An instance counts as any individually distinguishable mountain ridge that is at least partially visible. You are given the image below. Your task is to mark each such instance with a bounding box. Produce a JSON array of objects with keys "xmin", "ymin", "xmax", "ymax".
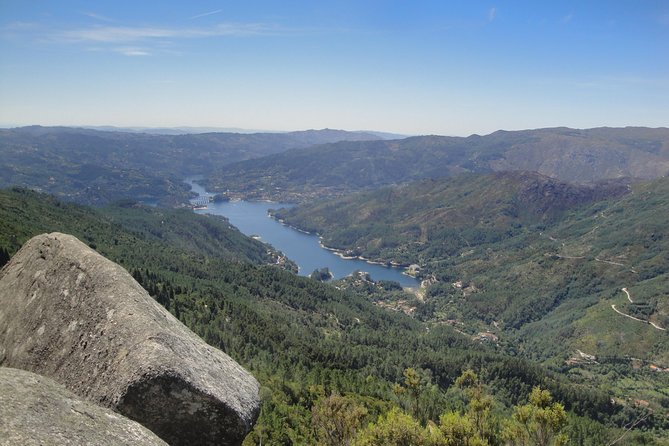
[
  {"xmin": 272, "ymin": 171, "xmax": 633, "ymax": 265},
  {"xmin": 204, "ymin": 126, "xmax": 669, "ymax": 201},
  {"xmin": 0, "ymin": 126, "xmax": 385, "ymax": 205}
]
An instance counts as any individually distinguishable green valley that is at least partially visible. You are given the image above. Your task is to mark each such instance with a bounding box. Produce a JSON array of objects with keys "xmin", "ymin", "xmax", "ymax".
[
  {"xmin": 2, "ymin": 126, "xmax": 669, "ymax": 444},
  {"xmin": 1, "ymin": 187, "xmax": 663, "ymax": 444},
  {"xmin": 273, "ymin": 171, "xmax": 669, "ymax": 425}
]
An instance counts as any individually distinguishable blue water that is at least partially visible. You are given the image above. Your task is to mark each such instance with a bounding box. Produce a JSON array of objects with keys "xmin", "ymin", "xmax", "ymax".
[{"xmin": 188, "ymin": 180, "xmax": 418, "ymax": 287}]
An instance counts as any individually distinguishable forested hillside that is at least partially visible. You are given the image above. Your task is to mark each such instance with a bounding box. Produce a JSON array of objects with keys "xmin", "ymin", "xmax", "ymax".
[
  {"xmin": 273, "ymin": 172, "xmax": 669, "ymax": 421},
  {"xmin": 273, "ymin": 171, "xmax": 630, "ymax": 264},
  {"xmin": 0, "ymin": 126, "xmax": 380, "ymax": 205},
  {"xmin": 1, "ymin": 188, "xmax": 663, "ymax": 444},
  {"xmin": 205, "ymin": 127, "xmax": 669, "ymax": 202},
  {"xmin": 2, "ymin": 126, "xmax": 666, "ymax": 206}
]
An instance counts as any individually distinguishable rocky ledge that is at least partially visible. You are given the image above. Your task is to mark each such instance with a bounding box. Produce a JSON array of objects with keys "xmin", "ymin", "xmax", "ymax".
[
  {"xmin": 0, "ymin": 367, "xmax": 168, "ymax": 446},
  {"xmin": 0, "ymin": 232, "xmax": 260, "ymax": 446}
]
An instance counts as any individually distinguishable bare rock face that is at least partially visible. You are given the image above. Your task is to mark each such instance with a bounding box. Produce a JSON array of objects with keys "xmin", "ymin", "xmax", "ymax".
[
  {"xmin": 0, "ymin": 367, "xmax": 168, "ymax": 446},
  {"xmin": 0, "ymin": 233, "xmax": 260, "ymax": 446}
]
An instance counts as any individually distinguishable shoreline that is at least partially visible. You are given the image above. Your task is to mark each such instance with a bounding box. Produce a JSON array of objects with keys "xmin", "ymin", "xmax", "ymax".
[
  {"xmin": 270, "ymin": 214, "xmax": 417, "ymax": 276},
  {"xmin": 187, "ymin": 178, "xmax": 419, "ymax": 287}
]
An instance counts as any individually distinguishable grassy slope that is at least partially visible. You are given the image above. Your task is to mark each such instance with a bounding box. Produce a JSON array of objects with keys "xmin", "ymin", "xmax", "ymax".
[{"xmin": 515, "ymin": 179, "xmax": 669, "ymax": 409}]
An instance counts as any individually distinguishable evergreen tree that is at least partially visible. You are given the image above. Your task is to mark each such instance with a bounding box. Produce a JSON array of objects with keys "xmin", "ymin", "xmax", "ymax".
[
  {"xmin": 312, "ymin": 393, "xmax": 367, "ymax": 446},
  {"xmin": 0, "ymin": 246, "xmax": 9, "ymax": 268},
  {"xmin": 353, "ymin": 408, "xmax": 432, "ymax": 446},
  {"xmin": 502, "ymin": 387, "xmax": 567, "ymax": 446}
]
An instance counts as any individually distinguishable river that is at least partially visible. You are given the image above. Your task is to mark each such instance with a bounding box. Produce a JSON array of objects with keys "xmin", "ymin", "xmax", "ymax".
[{"xmin": 187, "ymin": 180, "xmax": 418, "ymax": 288}]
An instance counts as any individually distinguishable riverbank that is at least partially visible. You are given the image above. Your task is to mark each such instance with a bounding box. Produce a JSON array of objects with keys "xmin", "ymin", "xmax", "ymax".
[
  {"xmin": 187, "ymin": 178, "xmax": 419, "ymax": 287},
  {"xmin": 271, "ymin": 214, "xmax": 417, "ymax": 278}
]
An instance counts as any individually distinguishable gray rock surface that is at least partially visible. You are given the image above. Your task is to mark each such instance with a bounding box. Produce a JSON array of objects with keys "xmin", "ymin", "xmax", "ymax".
[
  {"xmin": 0, "ymin": 233, "xmax": 260, "ymax": 446},
  {"xmin": 0, "ymin": 367, "xmax": 168, "ymax": 446}
]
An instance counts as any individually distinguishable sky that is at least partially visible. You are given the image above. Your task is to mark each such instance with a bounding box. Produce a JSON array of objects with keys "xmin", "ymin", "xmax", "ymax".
[{"xmin": 0, "ymin": 0, "xmax": 667, "ymax": 136}]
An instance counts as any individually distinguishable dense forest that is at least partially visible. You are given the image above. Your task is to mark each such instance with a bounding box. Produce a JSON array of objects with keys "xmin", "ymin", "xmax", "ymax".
[
  {"xmin": 273, "ymin": 171, "xmax": 669, "ymax": 423},
  {"xmin": 1, "ymin": 187, "xmax": 666, "ymax": 444}
]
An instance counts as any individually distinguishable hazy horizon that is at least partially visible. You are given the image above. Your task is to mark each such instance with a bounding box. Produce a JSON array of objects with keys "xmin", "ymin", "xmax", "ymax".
[{"xmin": 2, "ymin": 123, "xmax": 669, "ymax": 139}]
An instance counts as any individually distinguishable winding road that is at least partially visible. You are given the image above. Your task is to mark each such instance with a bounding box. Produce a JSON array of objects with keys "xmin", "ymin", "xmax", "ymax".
[
  {"xmin": 612, "ymin": 288, "xmax": 666, "ymax": 331},
  {"xmin": 543, "ymin": 234, "xmax": 662, "ymax": 331},
  {"xmin": 622, "ymin": 287, "xmax": 632, "ymax": 303}
]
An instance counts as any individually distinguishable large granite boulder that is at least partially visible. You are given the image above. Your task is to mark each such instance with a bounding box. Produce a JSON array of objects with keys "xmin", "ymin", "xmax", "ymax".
[
  {"xmin": 0, "ymin": 233, "xmax": 260, "ymax": 446},
  {"xmin": 0, "ymin": 367, "xmax": 168, "ymax": 446}
]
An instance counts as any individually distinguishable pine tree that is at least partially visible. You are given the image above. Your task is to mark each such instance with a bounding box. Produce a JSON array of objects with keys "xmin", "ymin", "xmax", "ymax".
[
  {"xmin": 0, "ymin": 247, "xmax": 9, "ymax": 268},
  {"xmin": 502, "ymin": 386, "xmax": 567, "ymax": 446},
  {"xmin": 353, "ymin": 408, "xmax": 431, "ymax": 446},
  {"xmin": 312, "ymin": 393, "xmax": 367, "ymax": 446}
]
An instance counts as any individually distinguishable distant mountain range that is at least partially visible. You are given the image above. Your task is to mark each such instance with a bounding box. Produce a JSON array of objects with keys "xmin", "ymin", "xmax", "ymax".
[
  {"xmin": 77, "ymin": 125, "xmax": 406, "ymax": 139},
  {"xmin": 204, "ymin": 126, "xmax": 669, "ymax": 201},
  {"xmin": 2, "ymin": 125, "xmax": 668, "ymax": 206},
  {"xmin": 0, "ymin": 126, "xmax": 385, "ymax": 205}
]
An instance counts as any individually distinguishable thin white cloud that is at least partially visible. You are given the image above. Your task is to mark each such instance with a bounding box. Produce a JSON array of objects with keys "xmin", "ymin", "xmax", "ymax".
[
  {"xmin": 488, "ymin": 7, "xmax": 496, "ymax": 22},
  {"xmin": 1, "ymin": 21, "xmax": 41, "ymax": 33},
  {"xmin": 561, "ymin": 13, "xmax": 573, "ymax": 24},
  {"xmin": 81, "ymin": 12, "xmax": 116, "ymax": 23},
  {"xmin": 189, "ymin": 9, "xmax": 223, "ymax": 20},
  {"xmin": 0, "ymin": 21, "xmax": 43, "ymax": 42},
  {"xmin": 1, "ymin": 20, "xmax": 312, "ymax": 56},
  {"xmin": 115, "ymin": 47, "xmax": 150, "ymax": 56},
  {"xmin": 53, "ymin": 23, "xmax": 279, "ymax": 44}
]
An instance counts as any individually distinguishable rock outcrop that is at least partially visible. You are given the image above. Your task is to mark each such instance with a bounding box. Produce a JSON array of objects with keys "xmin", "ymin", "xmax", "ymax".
[
  {"xmin": 0, "ymin": 367, "xmax": 168, "ymax": 446},
  {"xmin": 0, "ymin": 233, "xmax": 260, "ymax": 446}
]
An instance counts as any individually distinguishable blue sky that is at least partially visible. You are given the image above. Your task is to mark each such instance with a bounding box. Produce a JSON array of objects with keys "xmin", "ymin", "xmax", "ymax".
[{"xmin": 0, "ymin": 0, "xmax": 667, "ymax": 135}]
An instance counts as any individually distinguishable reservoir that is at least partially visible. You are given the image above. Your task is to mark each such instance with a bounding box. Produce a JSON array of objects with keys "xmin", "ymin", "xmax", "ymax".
[{"xmin": 188, "ymin": 180, "xmax": 419, "ymax": 288}]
